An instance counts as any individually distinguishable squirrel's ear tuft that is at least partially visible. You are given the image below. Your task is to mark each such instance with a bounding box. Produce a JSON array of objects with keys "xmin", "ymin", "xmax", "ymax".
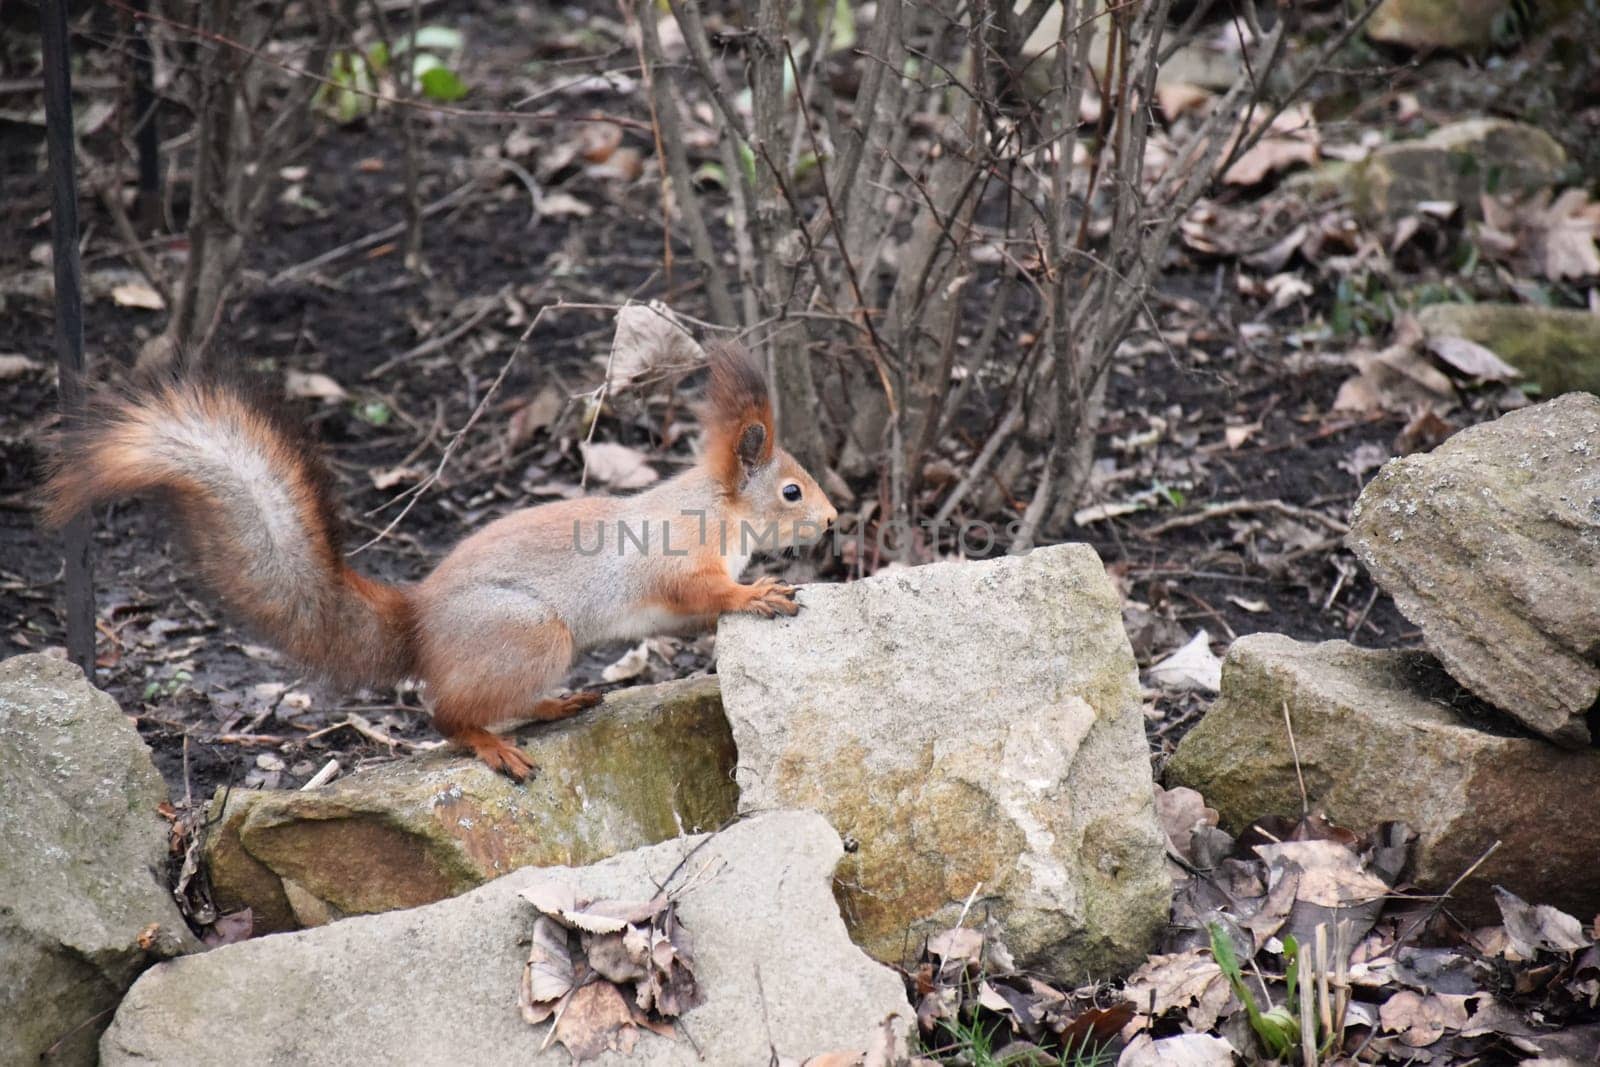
[
  {"xmin": 701, "ymin": 341, "xmax": 774, "ymax": 492},
  {"xmin": 737, "ymin": 422, "xmax": 767, "ymax": 473}
]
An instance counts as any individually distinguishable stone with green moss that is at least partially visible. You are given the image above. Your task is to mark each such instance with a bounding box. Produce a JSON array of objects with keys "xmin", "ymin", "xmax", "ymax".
[
  {"xmin": 1366, "ymin": 0, "xmax": 1508, "ymax": 51},
  {"xmin": 1417, "ymin": 303, "xmax": 1600, "ymax": 396},
  {"xmin": 205, "ymin": 676, "xmax": 736, "ymax": 930},
  {"xmin": 1345, "ymin": 118, "xmax": 1565, "ymax": 221},
  {"xmin": 717, "ymin": 544, "xmax": 1169, "ymax": 980},
  {"xmin": 1166, "ymin": 635, "xmax": 1600, "ymax": 923}
]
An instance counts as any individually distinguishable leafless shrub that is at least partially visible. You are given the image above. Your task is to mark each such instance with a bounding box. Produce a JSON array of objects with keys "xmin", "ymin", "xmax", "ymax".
[
  {"xmin": 134, "ymin": 0, "xmax": 340, "ymax": 374},
  {"xmin": 639, "ymin": 0, "xmax": 1380, "ymax": 553}
]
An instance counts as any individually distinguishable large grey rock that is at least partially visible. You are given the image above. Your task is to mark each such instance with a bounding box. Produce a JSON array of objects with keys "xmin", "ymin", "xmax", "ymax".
[
  {"xmin": 1417, "ymin": 303, "xmax": 1600, "ymax": 397},
  {"xmin": 717, "ymin": 545, "xmax": 1169, "ymax": 979},
  {"xmin": 1347, "ymin": 393, "xmax": 1600, "ymax": 743},
  {"xmin": 0, "ymin": 654, "xmax": 195, "ymax": 1066},
  {"xmin": 204, "ymin": 677, "xmax": 737, "ymax": 933},
  {"xmin": 1366, "ymin": 0, "xmax": 1507, "ymax": 51},
  {"xmin": 102, "ymin": 811, "xmax": 911, "ymax": 1065},
  {"xmin": 1346, "ymin": 119, "xmax": 1566, "ymax": 221},
  {"xmin": 1165, "ymin": 635, "xmax": 1600, "ymax": 924}
]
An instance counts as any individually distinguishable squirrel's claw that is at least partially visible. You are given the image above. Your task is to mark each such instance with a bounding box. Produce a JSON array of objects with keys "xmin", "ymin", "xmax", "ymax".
[
  {"xmin": 455, "ymin": 727, "xmax": 538, "ymax": 781},
  {"xmin": 743, "ymin": 578, "xmax": 799, "ymax": 618}
]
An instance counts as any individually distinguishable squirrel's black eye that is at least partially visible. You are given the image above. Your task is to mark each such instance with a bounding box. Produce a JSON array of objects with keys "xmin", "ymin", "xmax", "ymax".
[{"xmin": 782, "ymin": 483, "xmax": 802, "ymax": 502}]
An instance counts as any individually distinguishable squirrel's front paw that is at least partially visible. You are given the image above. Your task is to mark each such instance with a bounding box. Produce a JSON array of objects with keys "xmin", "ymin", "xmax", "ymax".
[{"xmin": 740, "ymin": 577, "xmax": 799, "ymax": 618}]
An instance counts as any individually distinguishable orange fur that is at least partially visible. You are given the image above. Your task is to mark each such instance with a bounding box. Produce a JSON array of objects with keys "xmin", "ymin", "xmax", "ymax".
[{"xmin": 699, "ymin": 341, "xmax": 774, "ymax": 493}]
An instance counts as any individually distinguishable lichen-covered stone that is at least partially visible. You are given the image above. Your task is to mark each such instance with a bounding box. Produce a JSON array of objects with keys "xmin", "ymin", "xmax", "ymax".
[
  {"xmin": 1418, "ymin": 303, "xmax": 1600, "ymax": 396},
  {"xmin": 1346, "ymin": 119, "xmax": 1565, "ymax": 221},
  {"xmin": 206, "ymin": 676, "xmax": 736, "ymax": 930},
  {"xmin": 1366, "ymin": 0, "xmax": 1506, "ymax": 51},
  {"xmin": 104, "ymin": 812, "xmax": 911, "ymax": 1065},
  {"xmin": 1166, "ymin": 635, "xmax": 1600, "ymax": 923},
  {"xmin": 1347, "ymin": 393, "xmax": 1600, "ymax": 743},
  {"xmin": 0, "ymin": 654, "xmax": 196, "ymax": 1065},
  {"xmin": 716, "ymin": 545, "xmax": 1169, "ymax": 979}
]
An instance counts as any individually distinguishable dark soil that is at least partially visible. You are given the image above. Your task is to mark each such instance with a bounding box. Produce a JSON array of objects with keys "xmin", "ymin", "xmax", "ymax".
[{"xmin": 0, "ymin": 0, "xmax": 1467, "ymax": 803}]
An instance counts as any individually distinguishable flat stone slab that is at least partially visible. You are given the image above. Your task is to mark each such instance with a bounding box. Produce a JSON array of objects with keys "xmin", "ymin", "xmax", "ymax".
[
  {"xmin": 207, "ymin": 676, "xmax": 737, "ymax": 932},
  {"xmin": 717, "ymin": 544, "xmax": 1169, "ymax": 979},
  {"xmin": 103, "ymin": 811, "xmax": 912, "ymax": 1065}
]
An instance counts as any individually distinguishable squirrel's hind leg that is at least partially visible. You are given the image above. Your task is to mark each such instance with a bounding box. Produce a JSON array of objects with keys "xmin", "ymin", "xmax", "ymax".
[{"xmin": 421, "ymin": 617, "xmax": 578, "ymax": 781}]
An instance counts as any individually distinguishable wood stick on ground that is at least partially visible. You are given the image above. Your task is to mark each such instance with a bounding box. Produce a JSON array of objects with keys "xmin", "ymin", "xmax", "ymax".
[{"xmin": 1140, "ymin": 498, "xmax": 1351, "ymax": 539}]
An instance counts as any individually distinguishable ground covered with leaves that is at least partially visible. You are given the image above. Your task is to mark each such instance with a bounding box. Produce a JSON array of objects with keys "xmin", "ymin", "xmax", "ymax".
[{"xmin": 3, "ymin": 1, "xmax": 1599, "ymax": 1062}]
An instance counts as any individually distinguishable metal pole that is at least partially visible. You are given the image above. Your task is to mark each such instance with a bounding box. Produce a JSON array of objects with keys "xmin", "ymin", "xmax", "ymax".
[{"xmin": 40, "ymin": 0, "xmax": 98, "ymax": 676}]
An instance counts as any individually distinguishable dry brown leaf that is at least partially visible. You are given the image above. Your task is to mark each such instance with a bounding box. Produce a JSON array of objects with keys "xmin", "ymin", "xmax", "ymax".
[
  {"xmin": 1424, "ymin": 335, "xmax": 1521, "ymax": 382},
  {"xmin": 284, "ymin": 370, "xmax": 348, "ymax": 403},
  {"xmin": 1223, "ymin": 104, "xmax": 1319, "ymax": 186},
  {"xmin": 926, "ymin": 926, "xmax": 984, "ymax": 968},
  {"xmin": 1117, "ymin": 1032, "xmax": 1237, "ymax": 1066},
  {"xmin": 601, "ymin": 641, "xmax": 651, "ymax": 683},
  {"xmin": 111, "ymin": 281, "xmax": 165, "ymax": 310},
  {"xmin": 580, "ymin": 442, "xmax": 659, "ymax": 489},
  {"xmin": 607, "ymin": 302, "xmax": 704, "ymax": 391},
  {"xmin": 1123, "ymin": 949, "xmax": 1233, "ymax": 1031},
  {"xmin": 554, "ymin": 981, "xmax": 639, "ymax": 1061},
  {"xmin": 370, "ymin": 465, "xmax": 423, "ymax": 491},
  {"xmin": 1153, "ymin": 784, "xmax": 1219, "ymax": 864},
  {"xmin": 506, "ymin": 386, "xmax": 565, "ymax": 448},
  {"xmin": 1223, "ymin": 423, "xmax": 1259, "ymax": 449},
  {"xmin": 1334, "ymin": 326, "xmax": 1457, "ymax": 416},
  {"xmin": 519, "ymin": 915, "xmax": 575, "ymax": 1023},
  {"xmin": 1495, "ymin": 886, "xmax": 1593, "ymax": 958},
  {"xmin": 0, "ymin": 354, "xmax": 44, "ymax": 379},
  {"xmin": 584, "ymin": 930, "xmax": 648, "ymax": 983},
  {"xmin": 1157, "ymin": 82, "xmax": 1212, "ymax": 119},
  {"xmin": 578, "ymin": 122, "xmax": 624, "ymax": 164},
  {"xmin": 1478, "ymin": 188, "xmax": 1600, "ymax": 281},
  {"xmin": 1256, "ymin": 840, "xmax": 1391, "ymax": 909},
  {"xmin": 799, "ymin": 1052, "xmax": 864, "ymax": 1067},
  {"xmin": 1379, "ymin": 990, "xmax": 1473, "ymax": 1047},
  {"xmin": 538, "ymin": 191, "xmax": 594, "ymax": 219}
]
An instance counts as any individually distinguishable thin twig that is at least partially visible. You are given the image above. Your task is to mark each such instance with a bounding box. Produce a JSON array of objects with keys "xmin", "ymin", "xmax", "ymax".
[
  {"xmin": 349, "ymin": 306, "xmax": 549, "ymax": 555},
  {"xmin": 1140, "ymin": 499, "xmax": 1351, "ymax": 539}
]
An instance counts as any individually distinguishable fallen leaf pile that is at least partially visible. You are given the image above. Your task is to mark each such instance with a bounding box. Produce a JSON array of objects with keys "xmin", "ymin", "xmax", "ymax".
[
  {"xmin": 1478, "ymin": 189, "xmax": 1600, "ymax": 282},
  {"xmin": 516, "ymin": 882, "xmax": 703, "ymax": 1061},
  {"xmin": 909, "ymin": 922, "xmax": 1137, "ymax": 1063},
  {"xmin": 1128, "ymin": 788, "xmax": 1600, "ymax": 1063},
  {"xmin": 890, "ymin": 789, "xmax": 1600, "ymax": 1064}
]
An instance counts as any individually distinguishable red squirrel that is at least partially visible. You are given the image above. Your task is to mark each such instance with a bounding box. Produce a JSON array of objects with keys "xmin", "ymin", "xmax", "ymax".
[{"xmin": 42, "ymin": 342, "xmax": 837, "ymax": 779}]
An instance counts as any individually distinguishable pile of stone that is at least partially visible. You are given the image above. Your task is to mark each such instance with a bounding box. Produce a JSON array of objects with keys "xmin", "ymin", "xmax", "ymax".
[
  {"xmin": 1167, "ymin": 392, "xmax": 1600, "ymax": 921},
  {"xmin": 4, "ymin": 543, "xmax": 1173, "ymax": 1064}
]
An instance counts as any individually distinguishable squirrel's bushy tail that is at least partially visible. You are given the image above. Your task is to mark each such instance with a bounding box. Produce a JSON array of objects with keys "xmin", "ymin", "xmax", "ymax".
[{"xmin": 42, "ymin": 379, "xmax": 415, "ymax": 687}]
